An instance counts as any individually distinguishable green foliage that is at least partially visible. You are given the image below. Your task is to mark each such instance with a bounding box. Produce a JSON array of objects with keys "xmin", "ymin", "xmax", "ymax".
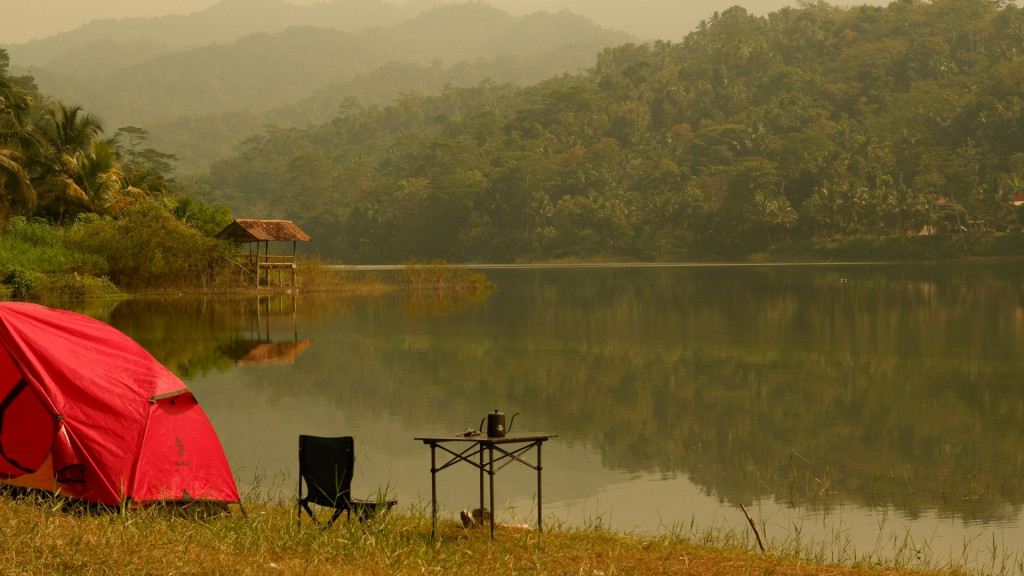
[
  {"xmin": 0, "ymin": 216, "xmax": 107, "ymax": 276},
  {"xmin": 399, "ymin": 260, "xmax": 495, "ymax": 292},
  {"xmin": 66, "ymin": 201, "xmax": 236, "ymax": 290},
  {"xmin": 1, "ymin": 267, "xmax": 39, "ymax": 300},
  {"xmin": 37, "ymin": 273, "xmax": 119, "ymax": 301},
  {"xmin": 202, "ymin": 0, "xmax": 1024, "ymax": 263},
  {"xmin": 165, "ymin": 194, "xmax": 233, "ymax": 237}
]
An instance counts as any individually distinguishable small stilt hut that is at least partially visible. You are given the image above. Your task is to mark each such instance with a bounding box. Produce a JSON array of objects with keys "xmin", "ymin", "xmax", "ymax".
[{"xmin": 215, "ymin": 219, "xmax": 312, "ymax": 286}]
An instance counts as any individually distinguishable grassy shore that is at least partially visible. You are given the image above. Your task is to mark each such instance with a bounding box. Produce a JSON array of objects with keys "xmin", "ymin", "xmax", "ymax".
[
  {"xmin": 3, "ymin": 212, "xmax": 1022, "ymax": 302},
  {"xmin": 0, "ymin": 490, "xmax": 982, "ymax": 576}
]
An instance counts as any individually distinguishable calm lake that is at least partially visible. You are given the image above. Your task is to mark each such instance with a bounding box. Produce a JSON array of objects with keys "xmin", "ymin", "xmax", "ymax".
[{"xmin": 89, "ymin": 262, "xmax": 1024, "ymax": 572}]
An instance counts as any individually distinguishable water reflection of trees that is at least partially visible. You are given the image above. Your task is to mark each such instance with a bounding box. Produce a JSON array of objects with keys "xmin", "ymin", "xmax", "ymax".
[
  {"xmin": 487, "ymin": 264, "xmax": 1024, "ymax": 523},
  {"xmin": 104, "ymin": 264, "xmax": 1024, "ymax": 523}
]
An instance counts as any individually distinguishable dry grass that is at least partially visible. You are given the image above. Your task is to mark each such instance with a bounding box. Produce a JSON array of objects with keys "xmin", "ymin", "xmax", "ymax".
[
  {"xmin": 295, "ymin": 259, "xmax": 494, "ymax": 296},
  {"xmin": 0, "ymin": 493, "xmax": 972, "ymax": 576},
  {"xmin": 295, "ymin": 259, "xmax": 391, "ymax": 294}
]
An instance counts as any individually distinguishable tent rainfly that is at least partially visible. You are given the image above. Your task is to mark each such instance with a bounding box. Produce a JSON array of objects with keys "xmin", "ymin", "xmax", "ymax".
[{"xmin": 0, "ymin": 302, "xmax": 240, "ymax": 506}]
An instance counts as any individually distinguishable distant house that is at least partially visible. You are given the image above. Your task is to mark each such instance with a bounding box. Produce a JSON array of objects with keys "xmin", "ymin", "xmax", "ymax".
[
  {"xmin": 1013, "ymin": 192, "xmax": 1024, "ymax": 207},
  {"xmin": 215, "ymin": 219, "xmax": 312, "ymax": 286}
]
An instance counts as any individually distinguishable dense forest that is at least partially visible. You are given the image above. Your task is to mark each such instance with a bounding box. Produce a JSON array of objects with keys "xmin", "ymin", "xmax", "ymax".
[{"xmin": 204, "ymin": 0, "xmax": 1024, "ymax": 263}]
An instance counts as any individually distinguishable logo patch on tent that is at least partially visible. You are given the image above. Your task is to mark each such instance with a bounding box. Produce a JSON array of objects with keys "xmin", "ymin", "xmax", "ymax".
[{"xmin": 174, "ymin": 436, "xmax": 190, "ymax": 467}]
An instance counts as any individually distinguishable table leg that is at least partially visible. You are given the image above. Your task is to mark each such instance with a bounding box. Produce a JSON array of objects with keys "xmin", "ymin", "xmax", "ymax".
[
  {"xmin": 489, "ymin": 444, "xmax": 496, "ymax": 539},
  {"xmin": 479, "ymin": 446, "xmax": 485, "ymax": 526},
  {"xmin": 430, "ymin": 443, "xmax": 437, "ymax": 538},
  {"xmin": 537, "ymin": 441, "xmax": 543, "ymax": 533}
]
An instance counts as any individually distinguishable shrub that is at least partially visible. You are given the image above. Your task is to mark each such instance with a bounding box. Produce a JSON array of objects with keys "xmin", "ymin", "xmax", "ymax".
[
  {"xmin": 5, "ymin": 216, "xmax": 61, "ymax": 246},
  {"xmin": 66, "ymin": 201, "xmax": 238, "ymax": 291},
  {"xmin": 165, "ymin": 195, "xmax": 233, "ymax": 237},
  {"xmin": 399, "ymin": 260, "xmax": 494, "ymax": 292},
  {"xmin": 1, "ymin": 267, "xmax": 40, "ymax": 300},
  {"xmin": 39, "ymin": 273, "xmax": 120, "ymax": 300}
]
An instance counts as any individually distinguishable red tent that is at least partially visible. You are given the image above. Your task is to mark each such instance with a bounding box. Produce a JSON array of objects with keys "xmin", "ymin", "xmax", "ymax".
[{"xmin": 0, "ymin": 302, "xmax": 239, "ymax": 506}]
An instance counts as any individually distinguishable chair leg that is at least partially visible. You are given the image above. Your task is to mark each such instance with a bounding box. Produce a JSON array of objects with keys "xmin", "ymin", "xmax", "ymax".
[
  {"xmin": 356, "ymin": 503, "xmax": 372, "ymax": 524},
  {"xmin": 326, "ymin": 508, "xmax": 345, "ymax": 528},
  {"xmin": 298, "ymin": 501, "xmax": 321, "ymax": 528}
]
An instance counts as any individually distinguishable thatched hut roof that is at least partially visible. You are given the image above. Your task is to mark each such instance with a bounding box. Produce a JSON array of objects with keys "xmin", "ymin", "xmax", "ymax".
[{"xmin": 215, "ymin": 219, "xmax": 312, "ymax": 243}]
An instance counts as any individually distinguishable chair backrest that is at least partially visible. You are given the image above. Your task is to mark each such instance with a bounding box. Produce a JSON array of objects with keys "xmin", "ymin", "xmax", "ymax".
[{"xmin": 298, "ymin": 435, "xmax": 355, "ymax": 508}]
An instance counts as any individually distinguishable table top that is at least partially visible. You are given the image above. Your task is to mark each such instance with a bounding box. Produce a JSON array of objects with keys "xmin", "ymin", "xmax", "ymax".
[{"xmin": 415, "ymin": 433, "xmax": 556, "ymax": 444}]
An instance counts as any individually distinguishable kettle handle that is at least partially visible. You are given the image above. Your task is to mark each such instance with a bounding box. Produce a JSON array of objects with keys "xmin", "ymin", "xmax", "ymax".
[
  {"xmin": 507, "ymin": 412, "xmax": 520, "ymax": 433},
  {"xmin": 479, "ymin": 417, "xmax": 486, "ymax": 434}
]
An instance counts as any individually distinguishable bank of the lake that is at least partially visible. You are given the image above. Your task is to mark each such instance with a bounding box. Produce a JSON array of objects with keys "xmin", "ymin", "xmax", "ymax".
[
  {"xmin": 0, "ymin": 216, "xmax": 494, "ymax": 302},
  {"xmin": 756, "ymin": 233, "xmax": 1024, "ymax": 263},
  {"xmin": 0, "ymin": 494, "xmax": 980, "ymax": 576}
]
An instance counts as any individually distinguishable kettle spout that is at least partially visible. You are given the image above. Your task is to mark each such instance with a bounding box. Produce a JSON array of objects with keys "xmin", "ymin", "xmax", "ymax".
[{"xmin": 507, "ymin": 412, "xmax": 520, "ymax": 433}]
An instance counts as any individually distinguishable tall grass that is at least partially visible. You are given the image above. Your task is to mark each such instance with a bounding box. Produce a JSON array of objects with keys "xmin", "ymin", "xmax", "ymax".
[
  {"xmin": 297, "ymin": 260, "xmax": 495, "ymax": 298},
  {"xmin": 399, "ymin": 260, "xmax": 494, "ymax": 293},
  {"xmin": 0, "ymin": 217, "xmax": 118, "ymax": 301},
  {"xmin": 0, "ymin": 216, "xmax": 106, "ymax": 274},
  {"xmin": 0, "ymin": 493, "xmax": 917, "ymax": 576}
]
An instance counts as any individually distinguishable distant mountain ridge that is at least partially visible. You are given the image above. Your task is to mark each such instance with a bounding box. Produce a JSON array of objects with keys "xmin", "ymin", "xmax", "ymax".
[
  {"xmin": 24, "ymin": 3, "xmax": 630, "ymax": 125},
  {"xmin": 5, "ymin": 0, "xmax": 633, "ymax": 173},
  {"xmin": 4, "ymin": 0, "xmax": 408, "ymax": 68}
]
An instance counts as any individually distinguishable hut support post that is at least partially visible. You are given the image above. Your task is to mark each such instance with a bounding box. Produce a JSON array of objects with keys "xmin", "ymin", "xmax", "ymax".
[{"xmin": 292, "ymin": 241, "xmax": 297, "ymax": 286}]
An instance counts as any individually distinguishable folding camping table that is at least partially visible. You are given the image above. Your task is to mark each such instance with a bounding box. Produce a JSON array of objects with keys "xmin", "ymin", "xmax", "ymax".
[{"xmin": 414, "ymin": 433, "xmax": 555, "ymax": 539}]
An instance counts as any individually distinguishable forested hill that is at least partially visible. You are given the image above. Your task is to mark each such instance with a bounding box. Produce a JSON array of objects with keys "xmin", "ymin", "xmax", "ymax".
[
  {"xmin": 203, "ymin": 0, "xmax": 1024, "ymax": 263},
  {"xmin": 3, "ymin": 0, "xmax": 407, "ymax": 68},
  {"xmin": 8, "ymin": 2, "xmax": 631, "ymax": 173}
]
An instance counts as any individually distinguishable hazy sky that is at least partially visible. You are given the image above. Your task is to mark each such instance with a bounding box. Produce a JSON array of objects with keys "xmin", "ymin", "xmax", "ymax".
[{"xmin": 2, "ymin": 0, "xmax": 886, "ymax": 45}]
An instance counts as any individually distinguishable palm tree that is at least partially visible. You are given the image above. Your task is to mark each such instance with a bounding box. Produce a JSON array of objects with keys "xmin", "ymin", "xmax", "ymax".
[
  {"xmin": 79, "ymin": 139, "xmax": 145, "ymax": 216},
  {"xmin": 749, "ymin": 189, "xmax": 797, "ymax": 244},
  {"xmin": 0, "ymin": 49, "xmax": 36, "ymax": 220},
  {"xmin": 0, "ymin": 149, "xmax": 33, "ymax": 219},
  {"xmin": 33, "ymin": 101, "xmax": 105, "ymax": 222}
]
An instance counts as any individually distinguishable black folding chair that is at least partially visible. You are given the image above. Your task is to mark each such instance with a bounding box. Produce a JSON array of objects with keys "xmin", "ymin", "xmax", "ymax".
[{"xmin": 297, "ymin": 435, "xmax": 396, "ymax": 528}]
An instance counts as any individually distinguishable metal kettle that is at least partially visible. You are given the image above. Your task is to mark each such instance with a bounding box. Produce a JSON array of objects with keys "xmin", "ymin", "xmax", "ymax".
[{"xmin": 480, "ymin": 409, "xmax": 519, "ymax": 437}]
